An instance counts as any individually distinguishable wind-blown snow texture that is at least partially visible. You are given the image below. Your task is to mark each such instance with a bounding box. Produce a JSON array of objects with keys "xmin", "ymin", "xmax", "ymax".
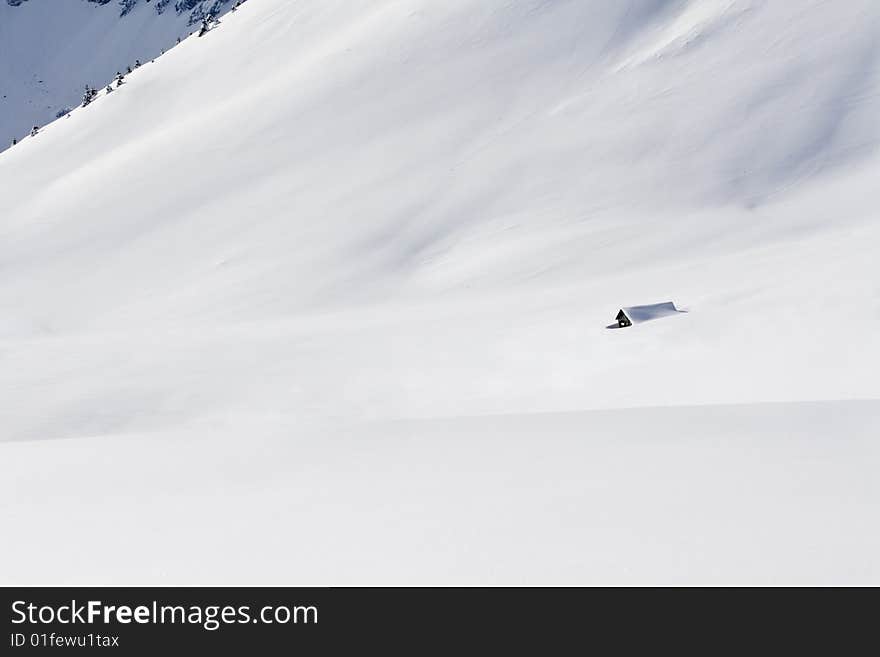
[{"xmin": 1, "ymin": 0, "xmax": 879, "ymax": 584}]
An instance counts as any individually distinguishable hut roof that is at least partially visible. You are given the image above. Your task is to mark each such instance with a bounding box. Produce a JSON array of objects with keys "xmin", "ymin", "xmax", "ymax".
[{"xmin": 619, "ymin": 302, "xmax": 679, "ymax": 323}]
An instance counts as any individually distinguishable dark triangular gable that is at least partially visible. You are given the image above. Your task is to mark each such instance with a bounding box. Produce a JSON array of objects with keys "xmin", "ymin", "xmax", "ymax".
[{"xmin": 616, "ymin": 309, "xmax": 631, "ymax": 327}]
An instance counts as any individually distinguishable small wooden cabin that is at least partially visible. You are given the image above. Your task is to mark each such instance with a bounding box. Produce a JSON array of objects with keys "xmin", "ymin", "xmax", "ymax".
[{"xmin": 615, "ymin": 302, "xmax": 679, "ymax": 328}]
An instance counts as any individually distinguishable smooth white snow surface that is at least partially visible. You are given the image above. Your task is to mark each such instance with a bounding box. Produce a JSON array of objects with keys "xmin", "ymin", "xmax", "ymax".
[{"xmin": 0, "ymin": 0, "xmax": 879, "ymax": 584}]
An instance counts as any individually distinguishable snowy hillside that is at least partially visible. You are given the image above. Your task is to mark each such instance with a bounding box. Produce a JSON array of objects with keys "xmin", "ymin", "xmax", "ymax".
[
  {"xmin": 0, "ymin": 0, "xmax": 236, "ymax": 149},
  {"xmin": 0, "ymin": 0, "xmax": 878, "ymax": 584}
]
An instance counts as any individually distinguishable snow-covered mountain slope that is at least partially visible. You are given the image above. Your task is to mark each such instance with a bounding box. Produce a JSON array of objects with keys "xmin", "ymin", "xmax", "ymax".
[
  {"xmin": 1, "ymin": 0, "xmax": 879, "ymax": 584},
  {"xmin": 0, "ymin": 0, "xmax": 236, "ymax": 149}
]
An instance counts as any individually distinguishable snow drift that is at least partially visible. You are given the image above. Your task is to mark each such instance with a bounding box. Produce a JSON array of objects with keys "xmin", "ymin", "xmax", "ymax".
[{"xmin": 0, "ymin": 0, "xmax": 878, "ymax": 584}]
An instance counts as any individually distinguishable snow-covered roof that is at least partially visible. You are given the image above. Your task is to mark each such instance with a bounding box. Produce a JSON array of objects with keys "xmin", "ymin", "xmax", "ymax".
[{"xmin": 619, "ymin": 302, "xmax": 679, "ymax": 323}]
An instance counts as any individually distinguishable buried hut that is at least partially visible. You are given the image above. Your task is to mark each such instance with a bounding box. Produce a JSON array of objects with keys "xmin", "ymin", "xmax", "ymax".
[{"xmin": 615, "ymin": 302, "xmax": 680, "ymax": 328}]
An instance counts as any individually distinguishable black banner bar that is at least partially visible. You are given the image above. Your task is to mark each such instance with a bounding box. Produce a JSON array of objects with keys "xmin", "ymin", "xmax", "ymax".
[{"xmin": 1, "ymin": 587, "xmax": 873, "ymax": 653}]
